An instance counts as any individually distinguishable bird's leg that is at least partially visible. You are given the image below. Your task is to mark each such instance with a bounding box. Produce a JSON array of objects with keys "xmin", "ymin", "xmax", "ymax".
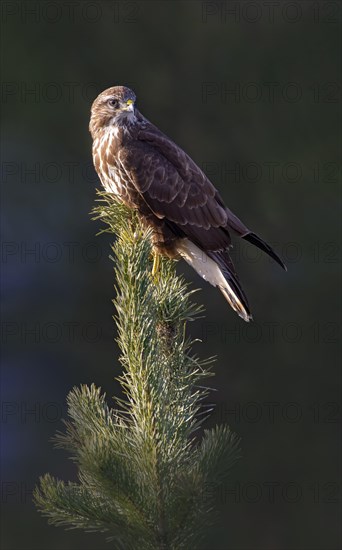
[{"xmin": 151, "ymin": 249, "xmax": 160, "ymax": 277}]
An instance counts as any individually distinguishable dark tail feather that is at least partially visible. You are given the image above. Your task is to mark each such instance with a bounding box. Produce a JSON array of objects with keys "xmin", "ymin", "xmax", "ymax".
[
  {"xmin": 243, "ymin": 232, "xmax": 287, "ymax": 271},
  {"xmin": 207, "ymin": 250, "xmax": 252, "ymax": 322}
]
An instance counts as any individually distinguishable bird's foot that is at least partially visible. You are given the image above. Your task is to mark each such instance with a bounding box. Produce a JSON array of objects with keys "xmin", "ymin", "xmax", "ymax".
[{"xmin": 151, "ymin": 250, "xmax": 160, "ymax": 280}]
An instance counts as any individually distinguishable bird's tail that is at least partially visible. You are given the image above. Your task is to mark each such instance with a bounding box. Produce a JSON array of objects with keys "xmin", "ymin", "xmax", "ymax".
[{"xmin": 177, "ymin": 239, "xmax": 252, "ymax": 322}]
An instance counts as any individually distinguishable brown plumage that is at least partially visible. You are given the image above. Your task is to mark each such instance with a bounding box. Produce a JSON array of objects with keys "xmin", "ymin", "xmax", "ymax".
[{"xmin": 89, "ymin": 86, "xmax": 286, "ymax": 322}]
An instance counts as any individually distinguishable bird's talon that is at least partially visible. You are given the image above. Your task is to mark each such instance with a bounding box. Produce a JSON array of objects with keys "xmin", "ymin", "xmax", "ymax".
[{"xmin": 151, "ymin": 252, "xmax": 160, "ymax": 278}]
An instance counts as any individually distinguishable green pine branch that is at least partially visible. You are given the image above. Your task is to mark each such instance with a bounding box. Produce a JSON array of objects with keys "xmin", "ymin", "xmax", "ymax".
[{"xmin": 34, "ymin": 192, "xmax": 241, "ymax": 549}]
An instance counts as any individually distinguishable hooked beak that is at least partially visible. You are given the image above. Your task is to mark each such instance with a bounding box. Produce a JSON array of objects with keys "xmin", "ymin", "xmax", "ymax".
[{"xmin": 122, "ymin": 99, "xmax": 134, "ymax": 112}]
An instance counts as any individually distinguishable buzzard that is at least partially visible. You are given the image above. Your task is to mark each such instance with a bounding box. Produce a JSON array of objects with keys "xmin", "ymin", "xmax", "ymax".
[{"xmin": 90, "ymin": 86, "xmax": 285, "ymax": 322}]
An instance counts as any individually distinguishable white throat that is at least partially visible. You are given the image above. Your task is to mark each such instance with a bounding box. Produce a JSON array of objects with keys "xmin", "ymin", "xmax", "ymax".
[{"xmin": 111, "ymin": 110, "xmax": 137, "ymax": 128}]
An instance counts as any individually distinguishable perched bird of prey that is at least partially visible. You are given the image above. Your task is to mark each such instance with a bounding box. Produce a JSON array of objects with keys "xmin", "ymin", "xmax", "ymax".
[{"xmin": 90, "ymin": 86, "xmax": 285, "ymax": 322}]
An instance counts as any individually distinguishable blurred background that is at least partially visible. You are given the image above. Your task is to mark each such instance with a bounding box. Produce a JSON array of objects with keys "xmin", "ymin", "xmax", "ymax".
[{"xmin": 1, "ymin": 1, "xmax": 341, "ymax": 549}]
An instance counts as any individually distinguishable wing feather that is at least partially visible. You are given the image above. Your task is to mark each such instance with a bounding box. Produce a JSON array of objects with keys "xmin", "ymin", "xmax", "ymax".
[
  {"xmin": 118, "ymin": 131, "xmax": 231, "ymax": 250},
  {"xmin": 117, "ymin": 117, "xmax": 285, "ymax": 269}
]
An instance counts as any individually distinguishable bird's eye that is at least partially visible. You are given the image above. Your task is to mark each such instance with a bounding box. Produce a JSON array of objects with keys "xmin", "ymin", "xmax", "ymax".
[{"xmin": 108, "ymin": 98, "xmax": 119, "ymax": 108}]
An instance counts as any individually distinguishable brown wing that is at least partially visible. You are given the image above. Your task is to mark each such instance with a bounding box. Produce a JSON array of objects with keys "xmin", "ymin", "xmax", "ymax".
[
  {"xmin": 118, "ymin": 117, "xmax": 286, "ymax": 270},
  {"xmin": 118, "ymin": 124, "xmax": 234, "ymax": 251}
]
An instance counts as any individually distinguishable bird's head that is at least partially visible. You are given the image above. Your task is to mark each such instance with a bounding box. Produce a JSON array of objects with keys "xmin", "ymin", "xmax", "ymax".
[{"xmin": 89, "ymin": 86, "xmax": 137, "ymax": 137}]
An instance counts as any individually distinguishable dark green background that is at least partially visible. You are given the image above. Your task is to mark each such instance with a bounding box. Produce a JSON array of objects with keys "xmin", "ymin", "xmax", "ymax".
[{"xmin": 1, "ymin": 1, "xmax": 341, "ymax": 549}]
